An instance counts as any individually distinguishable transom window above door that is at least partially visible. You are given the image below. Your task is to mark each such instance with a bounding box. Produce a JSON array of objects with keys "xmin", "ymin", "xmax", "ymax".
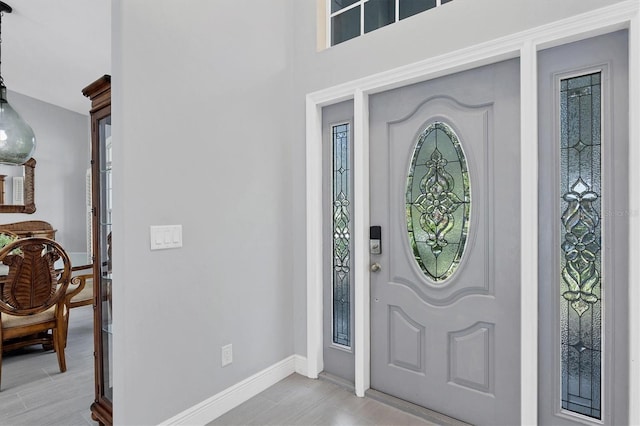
[{"xmin": 330, "ymin": 0, "xmax": 453, "ymax": 46}]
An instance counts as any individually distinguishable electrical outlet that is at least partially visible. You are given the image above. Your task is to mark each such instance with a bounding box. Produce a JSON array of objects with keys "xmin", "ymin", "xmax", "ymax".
[{"xmin": 221, "ymin": 344, "xmax": 233, "ymax": 367}]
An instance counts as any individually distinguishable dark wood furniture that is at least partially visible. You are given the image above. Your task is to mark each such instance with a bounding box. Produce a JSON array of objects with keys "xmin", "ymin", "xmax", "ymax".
[
  {"xmin": 83, "ymin": 75, "xmax": 112, "ymax": 426},
  {"xmin": 0, "ymin": 158, "xmax": 36, "ymax": 213},
  {"xmin": 0, "ymin": 220, "xmax": 56, "ymax": 239},
  {"xmin": 0, "ymin": 237, "xmax": 72, "ymax": 389},
  {"xmin": 0, "ymin": 175, "xmax": 6, "ymax": 204},
  {"xmin": 0, "ymin": 221, "xmax": 95, "ymax": 310},
  {"xmin": 0, "ymin": 221, "xmax": 89, "ymax": 314}
]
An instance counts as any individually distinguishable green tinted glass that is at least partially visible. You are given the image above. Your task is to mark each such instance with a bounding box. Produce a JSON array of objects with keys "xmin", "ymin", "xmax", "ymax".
[
  {"xmin": 559, "ymin": 72, "xmax": 602, "ymax": 419},
  {"xmin": 406, "ymin": 122, "xmax": 470, "ymax": 282}
]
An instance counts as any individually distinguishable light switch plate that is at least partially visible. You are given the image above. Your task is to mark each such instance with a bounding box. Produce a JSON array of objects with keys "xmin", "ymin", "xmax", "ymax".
[{"xmin": 150, "ymin": 225, "xmax": 183, "ymax": 250}]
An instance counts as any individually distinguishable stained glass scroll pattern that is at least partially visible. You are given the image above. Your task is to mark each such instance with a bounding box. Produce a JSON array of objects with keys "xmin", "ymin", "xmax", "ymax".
[
  {"xmin": 406, "ymin": 122, "xmax": 470, "ymax": 282},
  {"xmin": 560, "ymin": 72, "xmax": 602, "ymax": 419},
  {"xmin": 332, "ymin": 124, "xmax": 351, "ymax": 347}
]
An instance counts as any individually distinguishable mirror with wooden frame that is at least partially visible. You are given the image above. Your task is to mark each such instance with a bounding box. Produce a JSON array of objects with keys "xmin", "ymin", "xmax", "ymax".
[{"xmin": 0, "ymin": 158, "xmax": 35, "ymax": 213}]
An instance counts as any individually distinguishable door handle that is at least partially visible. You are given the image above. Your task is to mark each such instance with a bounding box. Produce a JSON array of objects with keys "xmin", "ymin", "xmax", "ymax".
[{"xmin": 370, "ymin": 262, "xmax": 382, "ymax": 272}]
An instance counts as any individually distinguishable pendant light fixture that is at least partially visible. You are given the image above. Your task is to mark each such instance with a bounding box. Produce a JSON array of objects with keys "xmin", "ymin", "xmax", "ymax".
[{"xmin": 0, "ymin": 1, "xmax": 35, "ymax": 165}]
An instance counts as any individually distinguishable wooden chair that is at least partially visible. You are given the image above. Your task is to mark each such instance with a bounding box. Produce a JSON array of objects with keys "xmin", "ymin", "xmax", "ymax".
[
  {"xmin": 0, "ymin": 230, "xmax": 19, "ymax": 253},
  {"xmin": 0, "ymin": 220, "xmax": 56, "ymax": 240},
  {"xmin": 66, "ymin": 273, "xmax": 93, "ymax": 309},
  {"xmin": 0, "ymin": 237, "xmax": 72, "ymax": 390}
]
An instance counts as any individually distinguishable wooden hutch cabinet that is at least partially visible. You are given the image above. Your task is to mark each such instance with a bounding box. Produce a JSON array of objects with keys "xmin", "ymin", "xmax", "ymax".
[{"xmin": 82, "ymin": 75, "xmax": 113, "ymax": 426}]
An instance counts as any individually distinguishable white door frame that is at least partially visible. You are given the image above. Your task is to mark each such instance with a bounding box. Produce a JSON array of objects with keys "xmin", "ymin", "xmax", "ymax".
[{"xmin": 305, "ymin": 2, "xmax": 640, "ymax": 424}]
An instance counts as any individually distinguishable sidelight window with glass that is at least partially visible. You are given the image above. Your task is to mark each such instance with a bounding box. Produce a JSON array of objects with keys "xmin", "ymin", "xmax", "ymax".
[
  {"xmin": 329, "ymin": 0, "xmax": 453, "ymax": 46},
  {"xmin": 559, "ymin": 72, "xmax": 602, "ymax": 420},
  {"xmin": 331, "ymin": 123, "xmax": 352, "ymax": 347}
]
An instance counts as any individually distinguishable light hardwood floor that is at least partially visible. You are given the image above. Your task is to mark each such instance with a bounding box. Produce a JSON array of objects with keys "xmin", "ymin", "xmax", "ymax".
[
  {"xmin": 209, "ymin": 374, "xmax": 442, "ymax": 426},
  {"xmin": 1, "ymin": 306, "xmax": 456, "ymax": 426},
  {"xmin": 0, "ymin": 305, "xmax": 95, "ymax": 425}
]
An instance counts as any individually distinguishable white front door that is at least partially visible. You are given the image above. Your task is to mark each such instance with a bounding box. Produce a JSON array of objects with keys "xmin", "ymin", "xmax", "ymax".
[{"xmin": 368, "ymin": 58, "xmax": 521, "ymax": 425}]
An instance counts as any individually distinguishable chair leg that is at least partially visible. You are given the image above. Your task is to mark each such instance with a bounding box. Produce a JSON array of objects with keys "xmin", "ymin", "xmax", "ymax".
[
  {"xmin": 64, "ymin": 307, "xmax": 70, "ymax": 348},
  {"xmin": 63, "ymin": 307, "xmax": 69, "ymax": 349},
  {"xmin": 53, "ymin": 325, "xmax": 67, "ymax": 373},
  {"xmin": 42, "ymin": 331, "xmax": 53, "ymax": 351}
]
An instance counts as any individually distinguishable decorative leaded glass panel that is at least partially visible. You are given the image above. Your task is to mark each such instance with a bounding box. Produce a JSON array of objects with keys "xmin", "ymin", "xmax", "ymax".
[
  {"xmin": 332, "ymin": 123, "xmax": 351, "ymax": 347},
  {"xmin": 560, "ymin": 72, "xmax": 602, "ymax": 419},
  {"xmin": 406, "ymin": 122, "xmax": 470, "ymax": 282}
]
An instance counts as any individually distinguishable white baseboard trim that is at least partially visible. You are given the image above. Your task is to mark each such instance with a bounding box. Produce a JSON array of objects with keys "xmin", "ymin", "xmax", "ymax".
[
  {"xmin": 294, "ymin": 354, "xmax": 308, "ymax": 376},
  {"xmin": 160, "ymin": 354, "xmax": 308, "ymax": 425}
]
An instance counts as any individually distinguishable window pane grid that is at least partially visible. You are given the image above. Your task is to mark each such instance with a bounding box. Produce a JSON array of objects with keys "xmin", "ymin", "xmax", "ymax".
[
  {"xmin": 331, "ymin": 0, "xmax": 360, "ymax": 14},
  {"xmin": 330, "ymin": 1, "xmax": 361, "ymax": 17},
  {"xmin": 330, "ymin": 0, "xmax": 452, "ymax": 45}
]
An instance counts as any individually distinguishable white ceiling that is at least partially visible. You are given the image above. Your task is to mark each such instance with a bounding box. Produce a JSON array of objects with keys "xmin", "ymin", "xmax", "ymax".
[{"xmin": 1, "ymin": 0, "xmax": 111, "ymax": 115}]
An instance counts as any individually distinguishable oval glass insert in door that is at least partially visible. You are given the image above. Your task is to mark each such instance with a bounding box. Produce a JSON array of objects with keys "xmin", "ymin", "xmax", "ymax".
[{"xmin": 406, "ymin": 121, "xmax": 471, "ymax": 282}]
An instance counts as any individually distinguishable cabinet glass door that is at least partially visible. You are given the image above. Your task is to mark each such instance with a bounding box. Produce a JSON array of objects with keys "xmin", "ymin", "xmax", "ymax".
[
  {"xmin": 98, "ymin": 114, "xmax": 113, "ymax": 401},
  {"xmin": 84, "ymin": 74, "xmax": 112, "ymax": 425}
]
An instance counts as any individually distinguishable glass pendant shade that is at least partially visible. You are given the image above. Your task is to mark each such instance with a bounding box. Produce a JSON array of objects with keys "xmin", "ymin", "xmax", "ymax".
[{"xmin": 0, "ymin": 87, "xmax": 36, "ymax": 164}]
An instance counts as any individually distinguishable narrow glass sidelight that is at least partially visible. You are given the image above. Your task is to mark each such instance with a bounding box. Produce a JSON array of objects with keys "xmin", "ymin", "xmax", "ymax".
[
  {"xmin": 332, "ymin": 123, "xmax": 351, "ymax": 347},
  {"xmin": 560, "ymin": 72, "xmax": 602, "ymax": 419},
  {"xmin": 406, "ymin": 122, "xmax": 470, "ymax": 283}
]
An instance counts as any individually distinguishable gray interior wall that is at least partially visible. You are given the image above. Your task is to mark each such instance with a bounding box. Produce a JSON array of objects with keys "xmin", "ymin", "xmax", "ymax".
[
  {"xmin": 110, "ymin": 0, "xmax": 630, "ymax": 423},
  {"xmin": 112, "ymin": 1, "xmax": 294, "ymax": 424},
  {"xmin": 290, "ymin": 0, "xmax": 628, "ymax": 356},
  {"xmin": 2, "ymin": 90, "xmax": 89, "ymax": 251}
]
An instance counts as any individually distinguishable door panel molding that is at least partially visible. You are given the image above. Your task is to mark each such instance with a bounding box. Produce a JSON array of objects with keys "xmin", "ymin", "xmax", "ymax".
[
  {"xmin": 387, "ymin": 97, "xmax": 493, "ymax": 305},
  {"xmin": 448, "ymin": 321, "xmax": 494, "ymax": 395},
  {"xmin": 305, "ymin": 3, "xmax": 640, "ymax": 425},
  {"xmin": 388, "ymin": 305, "xmax": 426, "ymax": 373},
  {"xmin": 387, "ymin": 94, "xmax": 492, "ymax": 128}
]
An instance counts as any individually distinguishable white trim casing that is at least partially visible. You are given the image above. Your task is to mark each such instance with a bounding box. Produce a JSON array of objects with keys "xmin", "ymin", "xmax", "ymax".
[
  {"xmin": 353, "ymin": 90, "xmax": 370, "ymax": 397},
  {"xmin": 520, "ymin": 39, "xmax": 538, "ymax": 426},
  {"xmin": 305, "ymin": 2, "xmax": 639, "ymax": 425},
  {"xmin": 628, "ymin": 8, "xmax": 640, "ymax": 426},
  {"xmin": 306, "ymin": 98, "xmax": 323, "ymax": 379}
]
